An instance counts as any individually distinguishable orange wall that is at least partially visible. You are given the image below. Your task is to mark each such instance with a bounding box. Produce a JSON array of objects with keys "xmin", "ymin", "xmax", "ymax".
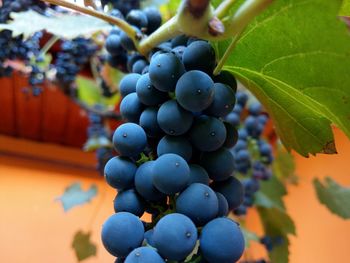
[{"xmin": 0, "ymin": 129, "xmax": 349, "ymax": 263}]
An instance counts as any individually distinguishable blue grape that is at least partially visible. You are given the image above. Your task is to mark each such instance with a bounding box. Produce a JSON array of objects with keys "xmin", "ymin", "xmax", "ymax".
[
  {"xmin": 136, "ymin": 73, "xmax": 168, "ymax": 106},
  {"xmin": 127, "ymin": 53, "xmax": 144, "ymax": 72},
  {"xmin": 143, "ymin": 7, "xmax": 162, "ymax": 34},
  {"xmin": 152, "ymin": 153, "xmax": 190, "ymax": 195},
  {"xmin": 144, "ymin": 229, "xmax": 155, "ymax": 246},
  {"xmin": 113, "ymin": 123, "xmax": 147, "ymax": 157},
  {"xmin": 213, "ymin": 70, "xmax": 237, "ymax": 92},
  {"xmin": 244, "ymin": 116, "xmax": 263, "ymax": 138},
  {"xmin": 125, "ymin": 247, "xmax": 165, "ymax": 263},
  {"xmin": 101, "ymin": 212, "xmax": 144, "ymax": 257},
  {"xmin": 225, "ymin": 112, "xmax": 240, "ymax": 127},
  {"xmin": 120, "ymin": 30, "xmax": 136, "ymax": 51},
  {"xmin": 205, "ymin": 83, "xmax": 236, "ymax": 117},
  {"xmin": 211, "ymin": 176, "xmax": 244, "ymax": 210},
  {"xmin": 223, "ymin": 122, "xmax": 238, "ymax": 148},
  {"xmin": 188, "ymin": 164, "xmax": 210, "ymax": 185},
  {"xmin": 200, "ymin": 217, "xmax": 245, "ymax": 263},
  {"xmin": 176, "ymin": 183, "xmax": 219, "ymax": 226},
  {"xmin": 106, "ymin": 34, "xmax": 123, "ymax": 55},
  {"xmin": 114, "ymin": 189, "xmax": 145, "ymax": 217},
  {"xmin": 126, "ymin": 10, "xmax": 148, "ymax": 29},
  {"xmin": 153, "ymin": 213, "xmax": 197, "ymax": 261},
  {"xmin": 236, "ymin": 91, "xmax": 249, "ymax": 107},
  {"xmin": 189, "ymin": 115, "xmax": 226, "ymax": 152},
  {"xmin": 248, "ymin": 102, "xmax": 262, "ymax": 116},
  {"xmin": 216, "ymin": 192, "xmax": 229, "ymax": 217},
  {"xmin": 139, "ymin": 107, "xmax": 163, "ymax": 138},
  {"xmin": 175, "ymin": 70, "xmax": 214, "ymax": 112},
  {"xmin": 171, "ymin": 45, "xmax": 186, "ymax": 60},
  {"xmin": 132, "ymin": 59, "xmax": 148, "ymax": 74},
  {"xmin": 157, "ymin": 100, "xmax": 193, "ymax": 136},
  {"xmin": 134, "ymin": 161, "xmax": 166, "ymax": 201},
  {"xmin": 149, "ymin": 52, "xmax": 185, "ymax": 92},
  {"xmin": 182, "ymin": 40, "xmax": 216, "ymax": 73},
  {"xmin": 171, "ymin": 35, "xmax": 189, "ymax": 47},
  {"xmin": 120, "ymin": 92, "xmax": 144, "ymax": 123},
  {"xmin": 104, "ymin": 156, "xmax": 137, "ymax": 190},
  {"xmin": 200, "ymin": 148, "xmax": 235, "ymax": 181},
  {"xmin": 120, "ymin": 73, "xmax": 141, "ymax": 98},
  {"xmin": 157, "ymin": 135, "xmax": 192, "ymax": 161}
]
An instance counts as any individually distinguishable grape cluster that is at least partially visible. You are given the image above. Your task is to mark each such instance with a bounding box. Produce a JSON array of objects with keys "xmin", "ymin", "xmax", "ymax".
[
  {"xmin": 101, "ymin": 0, "xmax": 140, "ymax": 16},
  {"xmin": 105, "ymin": 6, "xmax": 162, "ymax": 73},
  {"xmin": 54, "ymin": 38, "xmax": 98, "ymax": 90},
  {"xmin": 102, "ymin": 37, "xmax": 247, "ymax": 262},
  {"xmin": 224, "ymin": 90, "xmax": 274, "ymax": 216}
]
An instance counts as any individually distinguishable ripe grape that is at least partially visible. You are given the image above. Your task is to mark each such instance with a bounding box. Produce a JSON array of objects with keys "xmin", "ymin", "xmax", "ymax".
[
  {"xmin": 136, "ymin": 73, "xmax": 168, "ymax": 106},
  {"xmin": 157, "ymin": 135, "xmax": 193, "ymax": 161},
  {"xmin": 119, "ymin": 73, "xmax": 141, "ymax": 97},
  {"xmin": 104, "ymin": 157, "xmax": 137, "ymax": 190},
  {"xmin": 124, "ymin": 247, "xmax": 165, "ymax": 263},
  {"xmin": 120, "ymin": 92, "xmax": 144, "ymax": 123},
  {"xmin": 113, "ymin": 189, "xmax": 145, "ymax": 217},
  {"xmin": 182, "ymin": 40, "xmax": 216, "ymax": 73}
]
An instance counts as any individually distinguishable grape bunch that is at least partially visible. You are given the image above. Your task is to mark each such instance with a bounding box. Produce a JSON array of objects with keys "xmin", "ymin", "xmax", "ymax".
[
  {"xmin": 105, "ymin": 6, "xmax": 162, "ymax": 73},
  {"xmin": 54, "ymin": 37, "xmax": 98, "ymax": 91},
  {"xmin": 225, "ymin": 91, "xmax": 274, "ymax": 216},
  {"xmin": 102, "ymin": 36, "xmax": 247, "ymax": 262},
  {"xmin": 101, "ymin": 0, "xmax": 140, "ymax": 16}
]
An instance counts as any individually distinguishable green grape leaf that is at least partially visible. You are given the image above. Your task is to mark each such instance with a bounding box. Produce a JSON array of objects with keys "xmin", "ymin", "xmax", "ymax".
[
  {"xmin": 313, "ymin": 177, "xmax": 350, "ymax": 219},
  {"xmin": 0, "ymin": 10, "xmax": 111, "ymax": 39},
  {"xmin": 72, "ymin": 231, "xmax": 97, "ymax": 261},
  {"xmin": 241, "ymin": 227, "xmax": 259, "ymax": 247},
  {"xmin": 258, "ymin": 207, "xmax": 296, "ymax": 263},
  {"xmin": 76, "ymin": 76, "xmax": 102, "ymax": 106},
  {"xmin": 217, "ymin": 0, "xmax": 350, "ymax": 156},
  {"xmin": 56, "ymin": 182, "xmax": 98, "ymax": 212},
  {"xmin": 273, "ymin": 145, "xmax": 298, "ymax": 184},
  {"xmin": 340, "ymin": 0, "xmax": 350, "ymax": 16},
  {"xmin": 255, "ymin": 176, "xmax": 287, "ymax": 211}
]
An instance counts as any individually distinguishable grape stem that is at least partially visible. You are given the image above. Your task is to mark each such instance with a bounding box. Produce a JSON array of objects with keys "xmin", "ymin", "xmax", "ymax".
[
  {"xmin": 41, "ymin": 0, "xmax": 272, "ymax": 57},
  {"xmin": 39, "ymin": 35, "xmax": 60, "ymax": 56}
]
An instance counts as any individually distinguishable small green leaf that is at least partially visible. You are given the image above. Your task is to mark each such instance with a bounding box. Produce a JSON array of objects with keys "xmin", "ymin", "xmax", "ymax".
[
  {"xmin": 56, "ymin": 182, "xmax": 98, "ymax": 212},
  {"xmin": 255, "ymin": 176, "xmax": 287, "ymax": 211},
  {"xmin": 217, "ymin": 0, "xmax": 350, "ymax": 156},
  {"xmin": 241, "ymin": 227, "xmax": 259, "ymax": 247},
  {"xmin": 258, "ymin": 207, "xmax": 296, "ymax": 263},
  {"xmin": 340, "ymin": 0, "xmax": 350, "ymax": 16},
  {"xmin": 273, "ymin": 145, "xmax": 298, "ymax": 185},
  {"xmin": 72, "ymin": 231, "xmax": 97, "ymax": 261},
  {"xmin": 76, "ymin": 76, "xmax": 102, "ymax": 106},
  {"xmin": 0, "ymin": 10, "xmax": 112, "ymax": 39},
  {"xmin": 313, "ymin": 177, "xmax": 350, "ymax": 219}
]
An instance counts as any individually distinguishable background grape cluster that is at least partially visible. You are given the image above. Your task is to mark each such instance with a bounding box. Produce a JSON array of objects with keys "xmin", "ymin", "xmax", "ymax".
[{"xmin": 102, "ymin": 34, "xmax": 251, "ymax": 262}]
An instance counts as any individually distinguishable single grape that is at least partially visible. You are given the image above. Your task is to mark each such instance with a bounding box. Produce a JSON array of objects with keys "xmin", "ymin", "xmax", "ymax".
[
  {"xmin": 139, "ymin": 107, "xmax": 163, "ymax": 138},
  {"xmin": 211, "ymin": 176, "xmax": 244, "ymax": 210},
  {"xmin": 143, "ymin": 7, "xmax": 162, "ymax": 34},
  {"xmin": 248, "ymin": 102, "xmax": 262, "ymax": 116},
  {"xmin": 189, "ymin": 115, "xmax": 226, "ymax": 152},
  {"xmin": 113, "ymin": 123, "xmax": 147, "ymax": 157},
  {"xmin": 157, "ymin": 135, "xmax": 192, "ymax": 161},
  {"xmin": 114, "ymin": 189, "xmax": 145, "ymax": 217},
  {"xmin": 104, "ymin": 156, "xmax": 137, "ymax": 190},
  {"xmin": 149, "ymin": 52, "xmax": 185, "ymax": 92},
  {"xmin": 223, "ymin": 122, "xmax": 239, "ymax": 148},
  {"xmin": 157, "ymin": 100, "xmax": 193, "ymax": 136},
  {"xmin": 176, "ymin": 183, "xmax": 219, "ymax": 226},
  {"xmin": 153, "ymin": 213, "xmax": 197, "ymax": 261},
  {"xmin": 200, "ymin": 218, "xmax": 245, "ymax": 263},
  {"xmin": 216, "ymin": 192, "xmax": 229, "ymax": 217},
  {"xmin": 120, "ymin": 73, "xmax": 141, "ymax": 98},
  {"xmin": 175, "ymin": 70, "xmax": 214, "ymax": 112},
  {"xmin": 120, "ymin": 92, "xmax": 144, "ymax": 123},
  {"xmin": 152, "ymin": 153, "xmax": 190, "ymax": 195},
  {"xmin": 205, "ymin": 83, "xmax": 236, "ymax": 117},
  {"xmin": 125, "ymin": 247, "xmax": 165, "ymax": 263},
  {"xmin": 200, "ymin": 147, "xmax": 235, "ymax": 181},
  {"xmin": 134, "ymin": 161, "xmax": 166, "ymax": 201},
  {"xmin": 213, "ymin": 70, "xmax": 237, "ymax": 92},
  {"xmin": 171, "ymin": 35, "xmax": 189, "ymax": 48},
  {"xmin": 136, "ymin": 73, "xmax": 168, "ymax": 106},
  {"xmin": 132, "ymin": 59, "xmax": 148, "ymax": 74},
  {"xmin": 127, "ymin": 53, "xmax": 144, "ymax": 72},
  {"xmin": 188, "ymin": 164, "xmax": 210, "ymax": 185},
  {"xmin": 101, "ymin": 212, "xmax": 144, "ymax": 257},
  {"xmin": 126, "ymin": 10, "xmax": 148, "ymax": 29},
  {"xmin": 105, "ymin": 34, "xmax": 123, "ymax": 55},
  {"xmin": 144, "ymin": 229, "xmax": 155, "ymax": 246},
  {"xmin": 182, "ymin": 40, "xmax": 216, "ymax": 73}
]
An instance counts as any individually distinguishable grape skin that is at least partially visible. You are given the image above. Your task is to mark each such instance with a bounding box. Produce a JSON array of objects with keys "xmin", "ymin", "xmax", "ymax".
[
  {"xmin": 200, "ymin": 217, "xmax": 245, "ymax": 263},
  {"xmin": 157, "ymin": 135, "xmax": 193, "ymax": 161},
  {"xmin": 124, "ymin": 247, "xmax": 165, "ymax": 263},
  {"xmin": 153, "ymin": 213, "xmax": 198, "ymax": 261},
  {"xmin": 104, "ymin": 157, "xmax": 137, "ymax": 190},
  {"xmin": 113, "ymin": 189, "xmax": 145, "ymax": 217},
  {"xmin": 101, "ymin": 212, "xmax": 144, "ymax": 257}
]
